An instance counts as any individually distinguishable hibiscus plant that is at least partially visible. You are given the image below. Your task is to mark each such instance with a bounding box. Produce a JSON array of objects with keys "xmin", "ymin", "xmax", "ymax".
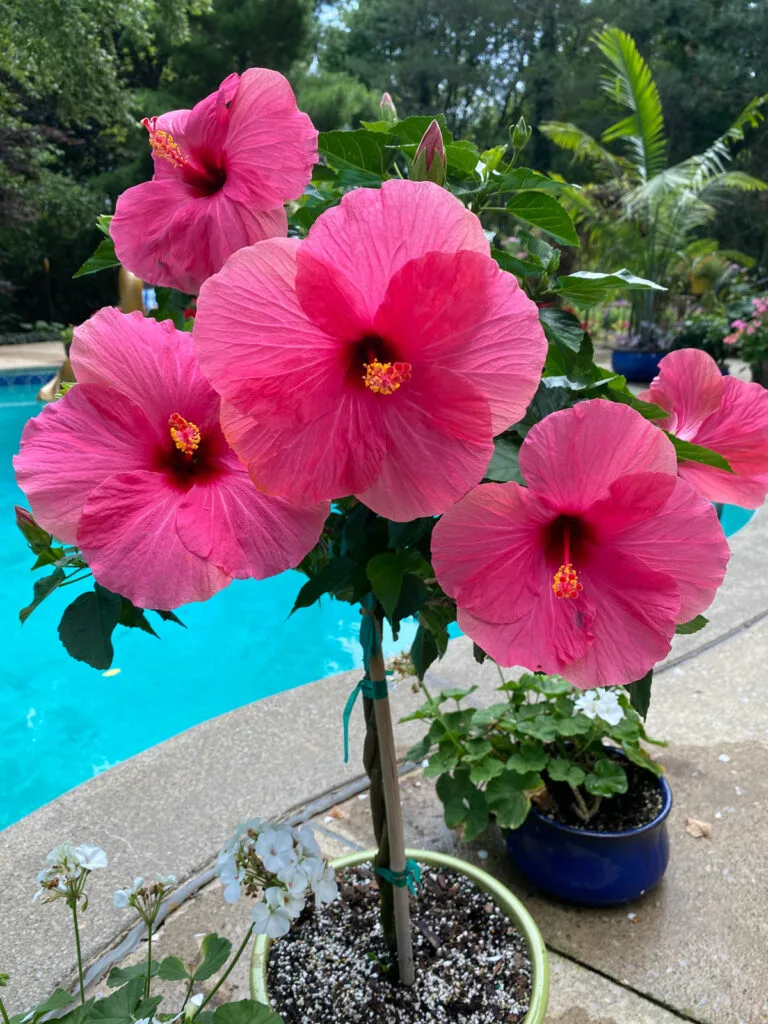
[
  {"xmin": 13, "ymin": 65, "xmax": 768, "ymax": 992},
  {"xmin": 405, "ymin": 673, "xmax": 665, "ymax": 837}
]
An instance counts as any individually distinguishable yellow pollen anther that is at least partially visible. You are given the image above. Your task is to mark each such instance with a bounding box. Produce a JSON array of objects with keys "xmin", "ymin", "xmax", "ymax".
[
  {"xmin": 363, "ymin": 360, "xmax": 412, "ymax": 395},
  {"xmin": 552, "ymin": 563, "xmax": 583, "ymax": 600},
  {"xmin": 143, "ymin": 117, "xmax": 187, "ymax": 170},
  {"xmin": 169, "ymin": 413, "xmax": 201, "ymax": 458}
]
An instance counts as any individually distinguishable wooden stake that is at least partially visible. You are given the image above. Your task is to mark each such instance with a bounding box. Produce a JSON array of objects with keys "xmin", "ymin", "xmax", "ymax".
[{"xmin": 368, "ymin": 633, "xmax": 416, "ymax": 986}]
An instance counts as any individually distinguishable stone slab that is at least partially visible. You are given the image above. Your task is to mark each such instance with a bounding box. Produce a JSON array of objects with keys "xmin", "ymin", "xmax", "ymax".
[{"xmin": 0, "ymin": 341, "xmax": 64, "ymax": 370}]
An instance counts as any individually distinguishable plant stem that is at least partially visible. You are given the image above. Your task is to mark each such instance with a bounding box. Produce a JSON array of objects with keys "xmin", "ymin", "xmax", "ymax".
[
  {"xmin": 71, "ymin": 902, "xmax": 85, "ymax": 1005},
  {"xmin": 180, "ymin": 975, "xmax": 196, "ymax": 1012},
  {"xmin": 145, "ymin": 919, "xmax": 153, "ymax": 999},
  {"xmin": 0, "ymin": 995, "xmax": 12, "ymax": 1024},
  {"xmin": 569, "ymin": 784, "xmax": 591, "ymax": 823},
  {"xmin": 191, "ymin": 925, "xmax": 254, "ymax": 1020}
]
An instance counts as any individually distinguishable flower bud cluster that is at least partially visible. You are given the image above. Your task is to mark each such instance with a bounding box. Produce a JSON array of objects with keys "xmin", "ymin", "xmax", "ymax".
[
  {"xmin": 215, "ymin": 820, "xmax": 338, "ymax": 939},
  {"xmin": 113, "ymin": 874, "xmax": 177, "ymax": 926}
]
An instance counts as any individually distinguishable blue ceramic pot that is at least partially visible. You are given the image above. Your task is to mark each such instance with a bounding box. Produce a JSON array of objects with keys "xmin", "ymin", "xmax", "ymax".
[
  {"xmin": 611, "ymin": 349, "xmax": 664, "ymax": 384},
  {"xmin": 506, "ymin": 771, "xmax": 672, "ymax": 906}
]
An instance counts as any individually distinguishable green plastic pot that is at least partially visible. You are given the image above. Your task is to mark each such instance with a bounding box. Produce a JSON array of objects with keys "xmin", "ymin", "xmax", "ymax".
[{"xmin": 250, "ymin": 846, "xmax": 549, "ymax": 1023}]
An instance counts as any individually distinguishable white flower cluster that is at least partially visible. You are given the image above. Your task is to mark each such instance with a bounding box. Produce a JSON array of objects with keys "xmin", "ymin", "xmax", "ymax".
[
  {"xmin": 574, "ymin": 689, "xmax": 625, "ymax": 726},
  {"xmin": 216, "ymin": 820, "xmax": 338, "ymax": 939},
  {"xmin": 34, "ymin": 842, "xmax": 107, "ymax": 904},
  {"xmin": 113, "ymin": 874, "xmax": 177, "ymax": 911}
]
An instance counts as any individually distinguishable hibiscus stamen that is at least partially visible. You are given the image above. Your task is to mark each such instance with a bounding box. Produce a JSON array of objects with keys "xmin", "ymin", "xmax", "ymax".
[
  {"xmin": 142, "ymin": 117, "xmax": 188, "ymax": 170},
  {"xmin": 552, "ymin": 524, "xmax": 582, "ymax": 599},
  {"xmin": 169, "ymin": 413, "xmax": 201, "ymax": 458},
  {"xmin": 363, "ymin": 360, "xmax": 412, "ymax": 395}
]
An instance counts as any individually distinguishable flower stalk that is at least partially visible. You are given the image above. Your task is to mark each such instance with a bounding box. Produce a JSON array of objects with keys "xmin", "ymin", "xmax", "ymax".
[{"xmin": 70, "ymin": 902, "xmax": 85, "ymax": 1004}]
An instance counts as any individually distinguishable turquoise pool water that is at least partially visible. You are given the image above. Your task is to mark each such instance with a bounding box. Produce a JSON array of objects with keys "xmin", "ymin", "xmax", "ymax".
[{"xmin": 1, "ymin": 383, "xmax": 416, "ymax": 831}]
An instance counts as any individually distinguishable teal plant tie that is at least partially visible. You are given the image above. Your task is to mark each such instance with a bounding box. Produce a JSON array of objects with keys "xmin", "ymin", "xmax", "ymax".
[
  {"xmin": 343, "ymin": 676, "xmax": 388, "ymax": 763},
  {"xmin": 375, "ymin": 858, "xmax": 422, "ymax": 896}
]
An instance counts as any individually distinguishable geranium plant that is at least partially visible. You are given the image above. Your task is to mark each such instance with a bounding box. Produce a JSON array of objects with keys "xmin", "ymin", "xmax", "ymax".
[
  {"xmin": 13, "ymin": 64, "xmax": 768, "ymax": 1001},
  {"xmin": 405, "ymin": 673, "xmax": 665, "ymax": 838}
]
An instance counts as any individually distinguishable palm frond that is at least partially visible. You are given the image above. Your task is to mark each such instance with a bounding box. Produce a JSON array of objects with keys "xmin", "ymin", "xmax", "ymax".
[
  {"xmin": 594, "ymin": 27, "xmax": 667, "ymax": 182},
  {"xmin": 539, "ymin": 121, "xmax": 626, "ymax": 173},
  {"xmin": 684, "ymin": 95, "xmax": 768, "ymax": 190}
]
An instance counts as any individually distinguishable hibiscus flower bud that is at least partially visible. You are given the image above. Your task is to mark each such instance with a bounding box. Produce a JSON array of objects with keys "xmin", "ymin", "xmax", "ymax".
[
  {"xmin": 511, "ymin": 116, "xmax": 532, "ymax": 156},
  {"xmin": 411, "ymin": 119, "xmax": 446, "ymax": 187},
  {"xmin": 15, "ymin": 505, "xmax": 52, "ymax": 553},
  {"xmin": 380, "ymin": 92, "xmax": 398, "ymax": 122}
]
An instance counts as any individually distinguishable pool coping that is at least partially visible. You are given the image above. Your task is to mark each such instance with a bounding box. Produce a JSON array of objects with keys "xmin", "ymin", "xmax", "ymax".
[{"xmin": 2, "ymin": 507, "xmax": 768, "ymax": 1009}]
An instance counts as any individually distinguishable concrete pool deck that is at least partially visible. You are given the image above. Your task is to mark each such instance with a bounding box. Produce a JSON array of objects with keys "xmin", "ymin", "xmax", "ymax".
[{"xmin": 2, "ymin": 508, "xmax": 767, "ymax": 1024}]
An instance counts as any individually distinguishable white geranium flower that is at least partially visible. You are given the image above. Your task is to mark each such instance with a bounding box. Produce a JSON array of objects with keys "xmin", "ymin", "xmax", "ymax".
[
  {"xmin": 255, "ymin": 828, "xmax": 294, "ymax": 874},
  {"xmin": 277, "ymin": 862, "xmax": 309, "ymax": 897},
  {"xmin": 300, "ymin": 856, "xmax": 324, "ymax": 884},
  {"xmin": 293, "ymin": 824, "xmax": 321, "ymax": 858},
  {"xmin": 312, "ymin": 865, "xmax": 338, "ymax": 908},
  {"xmin": 45, "ymin": 842, "xmax": 80, "ymax": 878},
  {"xmin": 113, "ymin": 877, "xmax": 143, "ymax": 909},
  {"xmin": 251, "ymin": 900, "xmax": 292, "ymax": 939},
  {"xmin": 266, "ymin": 885, "xmax": 304, "ymax": 920},
  {"xmin": 217, "ymin": 855, "xmax": 245, "ymax": 904},
  {"xmin": 593, "ymin": 690, "xmax": 625, "ymax": 726},
  {"xmin": 74, "ymin": 844, "xmax": 108, "ymax": 871},
  {"xmin": 155, "ymin": 874, "xmax": 176, "ymax": 887},
  {"xmin": 574, "ymin": 691, "xmax": 599, "ymax": 719}
]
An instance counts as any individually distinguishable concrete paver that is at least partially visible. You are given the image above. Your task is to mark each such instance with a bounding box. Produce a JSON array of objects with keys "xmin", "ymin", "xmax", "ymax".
[{"xmin": 0, "ymin": 341, "xmax": 64, "ymax": 371}]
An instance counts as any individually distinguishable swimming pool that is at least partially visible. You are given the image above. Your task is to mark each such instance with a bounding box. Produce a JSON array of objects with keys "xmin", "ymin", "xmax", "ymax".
[{"xmin": 1, "ymin": 382, "xmax": 417, "ymax": 830}]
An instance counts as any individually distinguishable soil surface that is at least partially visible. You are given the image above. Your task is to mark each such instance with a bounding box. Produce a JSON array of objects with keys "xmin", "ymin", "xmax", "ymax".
[
  {"xmin": 266, "ymin": 864, "xmax": 532, "ymax": 1023},
  {"xmin": 540, "ymin": 761, "xmax": 664, "ymax": 832}
]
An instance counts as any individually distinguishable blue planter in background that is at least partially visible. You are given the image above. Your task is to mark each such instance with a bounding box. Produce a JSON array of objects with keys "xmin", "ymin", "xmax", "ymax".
[
  {"xmin": 505, "ymin": 772, "xmax": 672, "ymax": 906},
  {"xmin": 611, "ymin": 349, "xmax": 664, "ymax": 383}
]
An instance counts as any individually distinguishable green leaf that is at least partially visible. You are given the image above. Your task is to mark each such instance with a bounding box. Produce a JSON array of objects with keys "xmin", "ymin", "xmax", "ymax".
[
  {"xmin": 506, "ymin": 193, "xmax": 579, "ymax": 246},
  {"xmin": 675, "ymin": 615, "xmax": 709, "ymax": 635},
  {"xmin": 555, "ymin": 269, "xmax": 664, "ymax": 308},
  {"xmin": 462, "ymin": 738, "xmax": 492, "ymax": 762},
  {"xmin": 621, "ymin": 743, "xmax": 664, "ymax": 777},
  {"xmin": 119, "ymin": 599, "xmax": 159, "ymax": 638},
  {"xmin": 517, "ymin": 715, "xmax": 559, "ymax": 742},
  {"xmin": 405, "ymin": 733, "xmax": 433, "ymax": 763},
  {"xmin": 666, "ymin": 434, "xmax": 733, "ymax": 473},
  {"xmin": 361, "ymin": 115, "xmax": 451, "ymax": 144},
  {"xmin": 423, "ymin": 741, "xmax": 459, "ymax": 779},
  {"xmin": 584, "ymin": 759, "xmax": 628, "ymax": 797},
  {"xmin": 292, "ymin": 556, "xmax": 359, "ymax": 612},
  {"xmin": 318, "ymin": 129, "xmax": 394, "ymax": 179},
  {"xmin": 107, "ymin": 963, "xmax": 158, "ymax": 988},
  {"xmin": 435, "ymin": 767, "xmax": 489, "ymax": 840},
  {"xmin": 539, "ymin": 307, "xmax": 585, "ymax": 352},
  {"xmin": 484, "ymin": 436, "xmax": 523, "ymax": 483},
  {"xmin": 153, "ymin": 608, "xmax": 186, "ymax": 627},
  {"xmin": 411, "ymin": 623, "xmax": 440, "ymax": 680},
  {"xmin": 193, "ymin": 933, "xmax": 232, "ymax": 982},
  {"xmin": 485, "ymin": 770, "xmax": 541, "ymax": 829},
  {"xmin": 472, "ymin": 642, "xmax": 487, "ymax": 665},
  {"xmin": 492, "ymin": 249, "xmax": 543, "ymax": 277},
  {"xmin": 527, "ymin": 673, "xmax": 573, "ymax": 697},
  {"xmin": 626, "ymin": 670, "xmax": 653, "ymax": 719},
  {"xmin": 73, "ymin": 237, "xmax": 120, "ymax": 278},
  {"xmin": 157, "ymin": 956, "xmax": 189, "ymax": 981},
  {"xmin": 469, "ymin": 755, "xmax": 505, "ymax": 784},
  {"xmin": 554, "ymin": 713, "xmax": 593, "ymax": 737},
  {"xmin": 211, "ymin": 999, "xmax": 285, "ymax": 1024},
  {"xmin": 493, "ymin": 168, "xmax": 571, "ymax": 193},
  {"xmin": 88, "ymin": 977, "xmax": 144, "ymax": 1024},
  {"xmin": 96, "ymin": 214, "xmax": 113, "ymax": 236},
  {"xmin": 444, "ymin": 140, "xmax": 481, "ymax": 178},
  {"xmin": 58, "ymin": 584, "xmax": 122, "ymax": 670},
  {"xmin": 387, "ymin": 518, "xmax": 433, "ymax": 549},
  {"xmin": 547, "ymin": 758, "xmax": 586, "ymax": 786},
  {"xmin": 366, "ymin": 551, "xmax": 421, "ymax": 619},
  {"xmin": 12, "ymin": 990, "xmax": 73, "ymax": 1024},
  {"xmin": 20, "ymin": 567, "xmax": 65, "ymax": 624},
  {"xmin": 505, "ymin": 744, "xmax": 550, "ymax": 773}
]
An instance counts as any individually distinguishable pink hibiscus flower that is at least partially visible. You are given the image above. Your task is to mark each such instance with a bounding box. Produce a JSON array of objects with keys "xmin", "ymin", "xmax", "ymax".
[
  {"xmin": 14, "ymin": 308, "xmax": 327, "ymax": 609},
  {"xmin": 432, "ymin": 400, "xmax": 730, "ymax": 688},
  {"xmin": 110, "ymin": 70, "xmax": 317, "ymax": 295},
  {"xmin": 638, "ymin": 348, "xmax": 768, "ymax": 508},
  {"xmin": 193, "ymin": 179, "xmax": 547, "ymax": 521}
]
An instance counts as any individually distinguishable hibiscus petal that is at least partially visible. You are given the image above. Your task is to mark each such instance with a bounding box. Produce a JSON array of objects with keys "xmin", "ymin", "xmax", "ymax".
[
  {"xmin": 177, "ymin": 73, "xmax": 239, "ymax": 161},
  {"xmin": 641, "ymin": 348, "xmax": 724, "ymax": 439},
  {"xmin": 14, "ymin": 384, "xmax": 159, "ymax": 545},
  {"xmin": 224, "ymin": 68, "xmax": 318, "ymax": 208},
  {"xmin": 354, "ymin": 368, "xmax": 493, "ymax": 520},
  {"xmin": 176, "ymin": 471, "xmax": 328, "ymax": 579},
  {"xmin": 680, "ymin": 374, "xmax": 768, "ymax": 507},
  {"xmin": 72, "ymin": 308, "xmax": 220, "ymax": 433},
  {"xmin": 519, "ymin": 399, "xmax": 677, "ymax": 511},
  {"xmin": 607, "ymin": 476, "xmax": 730, "ymax": 622},
  {"xmin": 373, "ymin": 250, "xmax": 546, "ymax": 433},
  {"xmin": 302, "ymin": 179, "xmax": 490, "ymax": 320},
  {"xmin": 78, "ymin": 470, "xmax": 230, "ymax": 608},
  {"xmin": 111, "ymin": 179, "xmax": 197, "ymax": 292},
  {"xmin": 220, "ymin": 398, "xmax": 386, "ymax": 503},
  {"xmin": 432, "ymin": 482, "xmax": 554, "ymax": 622},
  {"xmin": 563, "ymin": 548, "xmax": 681, "ymax": 687}
]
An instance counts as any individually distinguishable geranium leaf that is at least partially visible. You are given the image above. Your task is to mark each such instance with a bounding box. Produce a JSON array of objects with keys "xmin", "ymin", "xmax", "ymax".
[
  {"xmin": 211, "ymin": 999, "xmax": 285, "ymax": 1024},
  {"xmin": 157, "ymin": 956, "xmax": 189, "ymax": 981},
  {"xmin": 193, "ymin": 933, "xmax": 232, "ymax": 982},
  {"xmin": 584, "ymin": 759, "xmax": 628, "ymax": 796},
  {"xmin": 107, "ymin": 963, "xmax": 158, "ymax": 987},
  {"xmin": 547, "ymin": 758, "xmax": 586, "ymax": 786}
]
